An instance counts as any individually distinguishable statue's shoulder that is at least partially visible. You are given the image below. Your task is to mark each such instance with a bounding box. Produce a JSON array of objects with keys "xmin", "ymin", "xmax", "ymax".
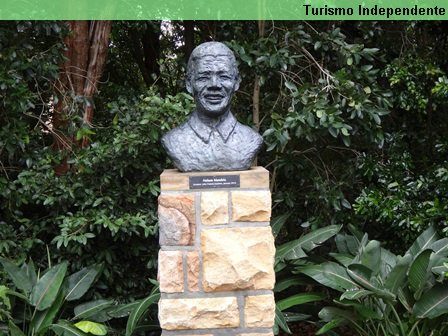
[
  {"xmin": 161, "ymin": 122, "xmax": 192, "ymax": 162},
  {"xmin": 161, "ymin": 122, "xmax": 190, "ymax": 148},
  {"xmin": 234, "ymin": 122, "xmax": 263, "ymax": 151}
]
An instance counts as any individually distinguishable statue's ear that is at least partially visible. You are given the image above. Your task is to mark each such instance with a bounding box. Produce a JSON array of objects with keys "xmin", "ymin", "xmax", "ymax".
[
  {"xmin": 186, "ymin": 79, "xmax": 193, "ymax": 94},
  {"xmin": 234, "ymin": 75, "xmax": 241, "ymax": 91}
]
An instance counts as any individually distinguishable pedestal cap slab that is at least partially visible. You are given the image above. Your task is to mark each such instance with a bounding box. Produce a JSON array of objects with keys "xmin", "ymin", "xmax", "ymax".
[{"xmin": 160, "ymin": 167, "xmax": 269, "ymax": 191}]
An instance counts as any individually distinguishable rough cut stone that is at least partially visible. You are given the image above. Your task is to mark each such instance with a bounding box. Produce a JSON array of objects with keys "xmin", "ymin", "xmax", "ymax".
[
  {"xmin": 158, "ymin": 193, "xmax": 195, "ymax": 245},
  {"xmin": 238, "ymin": 333, "xmax": 274, "ymax": 336},
  {"xmin": 159, "ymin": 297, "xmax": 239, "ymax": 330},
  {"xmin": 201, "ymin": 191, "xmax": 229, "ymax": 225},
  {"xmin": 244, "ymin": 294, "xmax": 276, "ymax": 328},
  {"xmin": 187, "ymin": 251, "xmax": 200, "ymax": 291},
  {"xmin": 158, "ymin": 250, "xmax": 184, "ymax": 293},
  {"xmin": 201, "ymin": 227, "xmax": 275, "ymax": 291},
  {"xmin": 231, "ymin": 191, "xmax": 271, "ymax": 222}
]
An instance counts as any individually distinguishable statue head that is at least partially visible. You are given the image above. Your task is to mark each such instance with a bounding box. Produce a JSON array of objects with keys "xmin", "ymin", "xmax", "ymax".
[{"xmin": 186, "ymin": 42, "xmax": 241, "ymax": 119}]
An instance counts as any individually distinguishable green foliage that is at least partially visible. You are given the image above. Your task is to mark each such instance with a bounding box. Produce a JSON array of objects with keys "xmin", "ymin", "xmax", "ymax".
[
  {"xmin": 0, "ymin": 258, "xmax": 160, "ymax": 335},
  {"xmin": 296, "ymin": 226, "xmax": 448, "ymax": 336},
  {"xmin": 354, "ymin": 122, "xmax": 448, "ymax": 249},
  {"xmin": 124, "ymin": 286, "xmax": 160, "ymax": 336},
  {"xmin": 1, "ymin": 87, "xmax": 193, "ymax": 299},
  {"xmin": 0, "ymin": 21, "xmax": 65, "ymax": 164},
  {"xmin": 224, "ymin": 22, "xmax": 393, "ymax": 243},
  {"xmin": 351, "ymin": 25, "xmax": 448, "ymax": 248},
  {"xmin": 0, "ymin": 258, "xmax": 107, "ymax": 335},
  {"xmin": 273, "ymin": 225, "xmax": 342, "ymax": 334},
  {"xmin": 385, "ymin": 55, "xmax": 447, "ymax": 113}
]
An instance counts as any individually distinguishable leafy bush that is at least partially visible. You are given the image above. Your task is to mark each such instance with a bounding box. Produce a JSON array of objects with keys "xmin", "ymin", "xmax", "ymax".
[
  {"xmin": 297, "ymin": 226, "xmax": 448, "ymax": 335},
  {"xmin": 0, "ymin": 257, "xmax": 106, "ymax": 335},
  {"xmin": 273, "ymin": 225, "xmax": 342, "ymax": 334},
  {"xmin": 354, "ymin": 135, "xmax": 448, "ymax": 248},
  {"xmin": 1, "ymin": 88, "xmax": 193, "ymax": 299},
  {"xmin": 0, "ymin": 257, "xmax": 160, "ymax": 336}
]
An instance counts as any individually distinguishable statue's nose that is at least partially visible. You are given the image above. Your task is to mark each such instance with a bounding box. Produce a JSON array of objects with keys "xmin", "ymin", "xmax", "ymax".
[{"xmin": 208, "ymin": 75, "xmax": 221, "ymax": 88}]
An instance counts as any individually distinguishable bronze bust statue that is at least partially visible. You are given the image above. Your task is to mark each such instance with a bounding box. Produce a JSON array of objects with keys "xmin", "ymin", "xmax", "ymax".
[{"xmin": 161, "ymin": 42, "xmax": 263, "ymax": 172}]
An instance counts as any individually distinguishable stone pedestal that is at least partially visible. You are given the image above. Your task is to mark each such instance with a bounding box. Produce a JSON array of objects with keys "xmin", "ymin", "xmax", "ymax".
[{"xmin": 158, "ymin": 167, "xmax": 275, "ymax": 336}]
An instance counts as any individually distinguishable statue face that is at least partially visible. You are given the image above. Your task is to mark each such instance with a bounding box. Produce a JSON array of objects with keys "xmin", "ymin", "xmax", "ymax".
[{"xmin": 188, "ymin": 55, "xmax": 239, "ymax": 118}]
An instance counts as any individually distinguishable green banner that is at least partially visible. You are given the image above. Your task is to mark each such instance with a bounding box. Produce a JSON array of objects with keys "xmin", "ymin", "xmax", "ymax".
[{"xmin": 1, "ymin": 0, "xmax": 447, "ymax": 20}]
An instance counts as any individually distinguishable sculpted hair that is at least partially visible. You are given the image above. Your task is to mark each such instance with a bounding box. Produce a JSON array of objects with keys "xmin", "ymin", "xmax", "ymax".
[{"xmin": 186, "ymin": 42, "xmax": 240, "ymax": 83}]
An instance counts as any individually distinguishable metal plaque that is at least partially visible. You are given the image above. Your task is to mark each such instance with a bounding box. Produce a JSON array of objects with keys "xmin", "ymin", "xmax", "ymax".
[{"xmin": 189, "ymin": 175, "xmax": 240, "ymax": 189}]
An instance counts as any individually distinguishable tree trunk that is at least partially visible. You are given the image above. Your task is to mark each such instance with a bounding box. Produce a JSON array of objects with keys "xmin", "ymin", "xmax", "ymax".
[
  {"xmin": 53, "ymin": 20, "xmax": 112, "ymax": 175},
  {"xmin": 141, "ymin": 21, "xmax": 161, "ymax": 83},
  {"xmin": 252, "ymin": 20, "xmax": 265, "ymax": 132},
  {"xmin": 183, "ymin": 21, "xmax": 195, "ymax": 60},
  {"xmin": 251, "ymin": 20, "xmax": 266, "ymax": 167}
]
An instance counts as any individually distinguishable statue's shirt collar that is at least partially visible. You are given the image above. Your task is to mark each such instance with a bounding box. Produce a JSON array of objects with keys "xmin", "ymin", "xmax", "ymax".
[{"xmin": 187, "ymin": 111, "xmax": 237, "ymax": 144}]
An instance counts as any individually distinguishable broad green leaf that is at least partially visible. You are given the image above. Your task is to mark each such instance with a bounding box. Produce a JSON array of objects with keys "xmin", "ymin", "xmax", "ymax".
[
  {"xmin": 329, "ymin": 252, "xmax": 354, "ymax": 267},
  {"xmin": 379, "ymin": 248, "xmax": 398, "ymax": 277},
  {"xmin": 360, "ymin": 240, "xmax": 381, "ymax": 274},
  {"xmin": 22, "ymin": 260, "xmax": 37, "ymax": 288},
  {"xmin": 271, "ymin": 212, "xmax": 291, "ymax": 238},
  {"xmin": 30, "ymin": 289, "xmax": 65, "ymax": 333},
  {"xmin": 340, "ymin": 289, "xmax": 372, "ymax": 300},
  {"xmin": 274, "ymin": 276, "xmax": 308, "ymax": 293},
  {"xmin": 431, "ymin": 254, "xmax": 448, "ymax": 277},
  {"xmin": 406, "ymin": 226, "xmax": 438, "ymax": 257},
  {"xmin": 397, "ymin": 287, "xmax": 414, "ymax": 313},
  {"xmin": 274, "ymin": 305, "xmax": 291, "ymax": 334},
  {"xmin": 66, "ymin": 265, "xmax": 101, "ymax": 301},
  {"xmin": 352, "ymin": 303, "xmax": 382, "ymax": 320},
  {"xmin": 347, "ymin": 224, "xmax": 364, "ymax": 241},
  {"xmin": 347, "ymin": 264, "xmax": 395, "ymax": 301},
  {"xmin": 31, "ymin": 262, "xmax": 68, "ymax": 311},
  {"xmin": 333, "ymin": 299, "xmax": 382, "ymax": 319},
  {"xmin": 300, "ymin": 262, "xmax": 358, "ymax": 292},
  {"xmin": 50, "ymin": 320, "xmax": 88, "ymax": 336},
  {"xmin": 277, "ymin": 293, "xmax": 325, "ymax": 311},
  {"xmin": 430, "ymin": 238, "xmax": 448, "ymax": 256},
  {"xmin": 0, "ymin": 285, "xmax": 28, "ymax": 303},
  {"xmin": 316, "ymin": 318, "xmax": 345, "ymax": 335},
  {"xmin": 107, "ymin": 301, "xmax": 141, "ymax": 318},
  {"xmin": 409, "ymin": 249, "xmax": 432, "ymax": 300},
  {"xmin": 279, "ymin": 246, "xmax": 307, "ymax": 261},
  {"xmin": 0, "ymin": 286, "xmax": 11, "ymax": 310},
  {"xmin": 112, "ymin": 113, "xmax": 119, "ymax": 125},
  {"xmin": 413, "ymin": 284, "xmax": 448, "ymax": 319},
  {"xmin": 74, "ymin": 321, "xmax": 107, "ymax": 335},
  {"xmin": 346, "ymin": 264, "xmax": 373, "ymax": 288},
  {"xmin": 384, "ymin": 254, "xmax": 412, "ymax": 294},
  {"xmin": 318, "ymin": 306, "xmax": 357, "ymax": 323},
  {"xmin": 276, "ymin": 225, "xmax": 341, "ymax": 261},
  {"xmin": 0, "ymin": 258, "xmax": 33, "ymax": 294},
  {"xmin": 335, "ymin": 233, "xmax": 359, "ymax": 255},
  {"xmin": 126, "ymin": 291, "xmax": 160, "ymax": 336},
  {"xmin": 73, "ymin": 299, "xmax": 114, "ymax": 320},
  {"xmin": 284, "ymin": 312, "xmax": 310, "ymax": 322},
  {"xmin": 8, "ymin": 321, "xmax": 26, "ymax": 336}
]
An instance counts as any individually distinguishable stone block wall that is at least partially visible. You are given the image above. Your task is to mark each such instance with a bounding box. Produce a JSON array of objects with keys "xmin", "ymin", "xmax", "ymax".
[{"xmin": 158, "ymin": 167, "xmax": 275, "ymax": 336}]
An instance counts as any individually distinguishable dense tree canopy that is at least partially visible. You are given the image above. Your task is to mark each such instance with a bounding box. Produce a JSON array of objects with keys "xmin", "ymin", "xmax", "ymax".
[{"xmin": 1, "ymin": 20, "xmax": 448, "ymax": 335}]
